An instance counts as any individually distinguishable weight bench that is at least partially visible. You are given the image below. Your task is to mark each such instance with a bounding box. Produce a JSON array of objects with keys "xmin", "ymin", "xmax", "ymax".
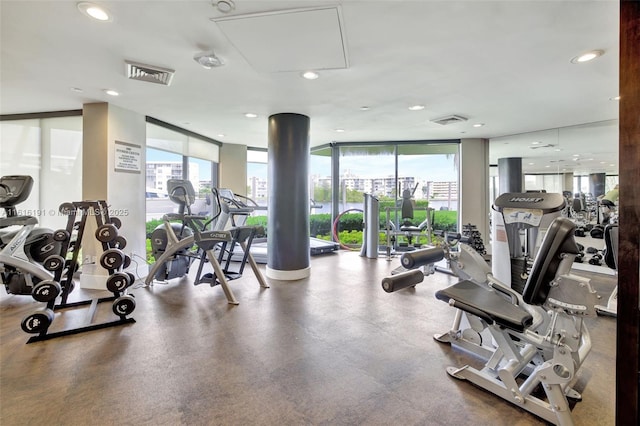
[{"xmin": 435, "ymin": 217, "xmax": 596, "ymax": 426}]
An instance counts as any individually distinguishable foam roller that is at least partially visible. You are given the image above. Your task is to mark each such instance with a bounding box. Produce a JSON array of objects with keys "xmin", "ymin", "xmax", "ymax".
[
  {"xmin": 400, "ymin": 247, "xmax": 445, "ymax": 270},
  {"xmin": 381, "ymin": 269, "xmax": 424, "ymax": 293}
]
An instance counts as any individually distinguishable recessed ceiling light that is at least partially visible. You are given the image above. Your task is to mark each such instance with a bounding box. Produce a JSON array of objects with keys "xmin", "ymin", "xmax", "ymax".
[
  {"xmin": 531, "ymin": 141, "xmax": 541, "ymax": 145},
  {"xmin": 244, "ymin": 113, "xmax": 257, "ymax": 118},
  {"xmin": 610, "ymin": 96, "xmax": 621, "ymax": 101},
  {"xmin": 77, "ymin": 2, "xmax": 112, "ymax": 21},
  {"xmin": 570, "ymin": 49, "xmax": 604, "ymax": 64},
  {"xmin": 554, "ymin": 149, "xmax": 561, "ymax": 152},
  {"xmin": 218, "ymin": 134, "xmax": 225, "ymax": 138},
  {"xmin": 528, "ymin": 162, "xmax": 535, "ymax": 165},
  {"xmin": 473, "ymin": 123, "xmax": 484, "ymax": 128},
  {"xmin": 600, "ymin": 161, "xmax": 606, "ymax": 164},
  {"xmin": 104, "ymin": 89, "xmax": 119, "ymax": 96},
  {"xmin": 610, "ymin": 164, "xmax": 615, "ymax": 167},
  {"xmin": 335, "ymin": 129, "xmax": 345, "ymax": 133},
  {"xmin": 408, "ymin": 105, "xmax": 425, "ymax": 111},
  {"xmin": 360, "ymin": 106, "xmax": 370, "ymax": 111},
  {"xmin": 545, "ymin": 165, "xmax": 551, "ymax": 168},
  {"xmin": 301, "ymin": 71, "xmax": 319, "ymax": 80}
]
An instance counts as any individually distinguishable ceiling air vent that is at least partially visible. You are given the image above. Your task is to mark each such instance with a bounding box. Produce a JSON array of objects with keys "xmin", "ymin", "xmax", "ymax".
[
  {"xmin": 125, "ymin": 60, "xmax": 175, "ymax": 86},
  {"xmin": 430, "ymin": 115, "xmax": 468, "ymax": 125}
]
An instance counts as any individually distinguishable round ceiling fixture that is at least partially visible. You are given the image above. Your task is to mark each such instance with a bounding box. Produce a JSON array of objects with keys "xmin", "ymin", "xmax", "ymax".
[
  {"xmin": 104, "ymin": 89, "xmax": 119, "ymax": 96},
  {"xmin": 214, "ymin": 0, "xmax": 235, "ymax": 13},
  {"xmin": 77, "ymin": 2, "xmax": 112, "ymax": 22},
  {"xmin": 194, "ymin": 50, "xmax": 224, "ymax": 69},
  {"xmin": 570, "ymin": 49, "xmax": 604, "ymax": 64},
  {"xmin": 408, "ymin": 105, "xmax": 424, "ymax": 111}
]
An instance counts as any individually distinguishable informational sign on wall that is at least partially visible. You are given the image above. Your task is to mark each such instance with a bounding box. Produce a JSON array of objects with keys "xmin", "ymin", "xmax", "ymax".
[{"xmin": 114, "ymin": 141, "xmax": 141, "ymax": 173}]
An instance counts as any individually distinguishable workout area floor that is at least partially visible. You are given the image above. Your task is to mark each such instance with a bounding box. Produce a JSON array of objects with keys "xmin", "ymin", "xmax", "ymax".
[{"xmin": 0, "ymin": 251, "xmax": 616, "ymax": 425}]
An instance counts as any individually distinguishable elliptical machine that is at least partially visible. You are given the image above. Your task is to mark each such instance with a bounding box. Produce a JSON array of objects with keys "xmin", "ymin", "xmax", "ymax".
[
  {"xmin": 0, "ymin": 175, "xmax": 61, "ymax": 296},
  {"xmin": 148, "ymin": 179, "xmax": 201, "ymax": 281}
]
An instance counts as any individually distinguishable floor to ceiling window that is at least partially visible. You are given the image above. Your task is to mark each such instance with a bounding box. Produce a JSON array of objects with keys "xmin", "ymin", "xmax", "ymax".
[{"xmin": 0, "ymin": 115, "xmax": 82, "ymax": 229}]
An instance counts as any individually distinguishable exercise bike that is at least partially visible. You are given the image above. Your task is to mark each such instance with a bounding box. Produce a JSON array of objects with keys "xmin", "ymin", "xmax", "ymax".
[{"xmin": 0, "ymin": 175, "xmax": 61, "ymax": 298}]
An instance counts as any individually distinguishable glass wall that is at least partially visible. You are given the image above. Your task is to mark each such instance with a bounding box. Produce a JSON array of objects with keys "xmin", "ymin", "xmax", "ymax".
[
  {"xmin": 0, "ymin": 116, "xmax": 82, "ymax": 229},
  {"xmin": 247, "ymin": 149, "xmax": 268, "ymax": 209},
  {"xmin": 524, "ymin": 174, "xmax": 562, "ymax": 194},
  {"xmin": 145, "ymin": 122, "xmax": 219, "ymax": 223},
  {"xmin": 310, "ymin": 147, "xmax": 332, "ymax": 215}
]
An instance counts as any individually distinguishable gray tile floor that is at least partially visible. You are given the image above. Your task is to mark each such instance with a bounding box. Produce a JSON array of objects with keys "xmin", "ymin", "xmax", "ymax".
[{"xmin": 1, "ymin": 251, "xmax": 616, "ymax": 425}]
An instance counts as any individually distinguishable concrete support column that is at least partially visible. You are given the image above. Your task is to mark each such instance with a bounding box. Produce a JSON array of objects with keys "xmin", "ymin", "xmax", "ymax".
[
  {"xmin": 498, "ymin": 157, "xmax": 522, "ymax": 194},
  {"xmin": 82, "ymin": 102, "xmax": 146, "ymax": 289},
  {"xmin": 266, "ymin": 113, "xmax": 310, "ymax": 280},
  {"xmin": 589, "ymin": 172, "xmax": 606, "ymax": 198},
  {"xmin": 563, "ymin": 172, "xmax": 574, "ymax": 194},
  {"xmin": 460, "ymin": 138, "xmax": 490, "ymax": 247}
]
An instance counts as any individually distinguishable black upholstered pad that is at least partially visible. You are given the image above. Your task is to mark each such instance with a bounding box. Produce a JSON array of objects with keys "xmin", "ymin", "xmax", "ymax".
[{"xmin": 435, "ymin": 280, "xmax": 533, "ymax": 332}]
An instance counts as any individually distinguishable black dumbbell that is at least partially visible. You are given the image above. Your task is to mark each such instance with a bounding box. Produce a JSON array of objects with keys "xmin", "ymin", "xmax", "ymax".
[
  {"xmin": 95, "ymin": 223, "xmax": 119, "ymax": 243},
  {"xmin": 32, "ymin": 280, "xmax": 62, "ymax": 302},
  {"xmin": 43, "ymin": 255, "xmax": 65, "ymax": 272},
  {"xmin": 100, "ymin": 249, "xmax": 125, "ymax": 270},
  {"xmin": 106, "ymin": 272, "xmax": 131, "ymax": 293},
  {"xmin": 112, "ymin": 295, "xmax": 136, "ymax": 317},
  {"xmin": 21, "ymin": 308, "xmax": 55, "ymax": 333}
]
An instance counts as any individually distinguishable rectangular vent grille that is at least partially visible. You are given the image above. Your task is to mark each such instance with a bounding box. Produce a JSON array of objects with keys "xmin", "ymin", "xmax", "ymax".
[
  {"xmin": 430, "ymin": 115, "xmax": 468, "ymax": 125},
  {"xmin": 126, "ymin": 61, "xmax": 175, "ymax": 86}
]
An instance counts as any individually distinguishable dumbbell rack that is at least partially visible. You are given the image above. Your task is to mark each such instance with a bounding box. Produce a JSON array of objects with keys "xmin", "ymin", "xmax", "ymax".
[{"xmin": 21, "ymin": 200, "xmax": 135, "ymax": 343}]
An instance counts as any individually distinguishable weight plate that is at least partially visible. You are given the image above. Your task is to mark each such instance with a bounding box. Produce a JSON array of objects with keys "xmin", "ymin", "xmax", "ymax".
[
  {"xmin": 123, "ymin": 255, "xmax": 132, "ymax": 269},
  {"xmin": 95, "ymin": 224, "xmax": 118, "ymax": 243},
  {"xmin": 110, "ymin": 217, "xmax": 122, "ymax": 229},
  {"xmin": 32, "ymin": 280, "xmax": 62, "ymax": 302},
  {"xmin": 112, "ymin": 295, "xmax": 136, "ymax": 316},
  {"xmin": 58, "ymin": 203, "xmax": 75, "ymax": 215},
  {"xmin": 21, "ymin": 309, "xmax": 54, "ymax": 334},
  {"xmin": 100, "ymin": 249, "xmax": 125, "ymax": 270},
  {"xmin": 127, "ymin": 272, "xmax": 136, "ymax": 287},
  {"xmin": 106, "ymin": 272, "xmax": 131, "ymax": 293},
  {"xmin": 113, "ymin": 236, "xmax": 127, "ymax": 250},
  {"xmin": 53, "ymin": 229, "xmax": 70, "ymax": 242},
  {"xmin": 43, "ymin": 255, "xmax": 65, "ymax": 272}
]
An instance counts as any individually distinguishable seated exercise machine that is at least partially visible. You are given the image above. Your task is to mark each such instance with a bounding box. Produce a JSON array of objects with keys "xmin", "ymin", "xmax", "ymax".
[
  {"xmin": 0, "ymin": 175, "xmax": 62, "ymax": 298},
  {"xmin": 145, "ymin": 180, "xmax": 268, "ymax": 305},
  {"xmin": 384, "ymin": 187, "xmax": 434, "ymax": 252},
  {"xmin": 384, "ymin": 217, "xmax": 597, "ymax": 426},
  {"xmin": 595, "ymin": 223, "xmax": 618, "ymax": 316}
]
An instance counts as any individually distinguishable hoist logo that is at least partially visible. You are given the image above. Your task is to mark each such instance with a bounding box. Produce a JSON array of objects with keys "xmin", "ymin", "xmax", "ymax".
[{"xmin": 509, "ymin": 197, "xmax": 543, "ymax": 203}]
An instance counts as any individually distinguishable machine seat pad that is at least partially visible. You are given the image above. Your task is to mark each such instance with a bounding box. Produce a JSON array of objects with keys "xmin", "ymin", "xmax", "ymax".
[
  {"xmin": 400, "ymin": 225, "xmax": 422, "ymax": 233},
  {"xmin": 435, "ymin": 280, "xmax": 533, "ymax": 333}
]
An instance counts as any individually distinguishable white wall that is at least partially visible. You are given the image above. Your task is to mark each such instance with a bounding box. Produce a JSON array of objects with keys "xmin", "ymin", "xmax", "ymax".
[{"xmin": 460, "ymin": 138, "xmax": 490, "ymax": 245}]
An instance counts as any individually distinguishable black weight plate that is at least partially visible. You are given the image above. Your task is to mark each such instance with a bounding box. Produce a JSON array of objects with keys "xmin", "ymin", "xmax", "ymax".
[
  {"xmin": 110, "ymin": 217, "xmax": 122, "ymax": 229},
  {"xmin": 21, "ymin": 309, "xmax": 54, "ymax": 333},
  {"xmin": 95, "ymin": 224, "xmax": 118, "ymax": 243},
  {"xmin": 100, "ymin": 249, "xmax": 124, "ymax": 270},
  {"xmin": 106, "ymin": 272, "xmax": 131, "ymax": 293},
  {"xmin": 123, "ymin": 255, "xmax": 131, "ymax": 269},
  {"xmin": 53, "ymin": 229, "xmax": 70, "ymax": 242},
  {"xmin": 112, "ymin": 295, "xmax": 136, "ymax": 316},
  {"xmin": 32, "ymin": 280, "xmax": 61, "ymax": 302},
  {"xmin": 113, "ymin": 236, "xmax": 127, "ymax": 250},
  {"xmin": 127, "ymin": 272, "xmax": 136, "ymax": 287},
  {"xmin": 43, "ymin": 255, "xmax": 65, "ymax": 272},
  {"xmin": 59, "ymin": 203, "xmax": 75, "ymax": 215}
]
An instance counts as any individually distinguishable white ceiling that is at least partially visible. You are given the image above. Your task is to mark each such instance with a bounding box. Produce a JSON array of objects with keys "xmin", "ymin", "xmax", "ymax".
[{"xmin": 0, "ymin": 0, "xmax": 619, "ymax": 175}]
